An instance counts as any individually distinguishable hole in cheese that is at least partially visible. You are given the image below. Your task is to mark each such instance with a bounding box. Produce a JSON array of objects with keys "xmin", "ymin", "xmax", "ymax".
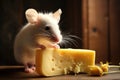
[
  {"xmin": 52, "ymin": 68, "xmax": 55, "ymax": 71},
  {"xmin": 52, "ymin": 58, "xmax": 54, "ymax": 62},
  {"xmin": 60, "ymin": 60, "xmax": 63, "ymax": 63}
]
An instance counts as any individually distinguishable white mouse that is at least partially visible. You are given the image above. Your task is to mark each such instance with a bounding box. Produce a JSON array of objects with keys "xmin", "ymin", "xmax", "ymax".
[{"xmin": 14, "ymin": 8, "xmax": 62, "ymax": 73}]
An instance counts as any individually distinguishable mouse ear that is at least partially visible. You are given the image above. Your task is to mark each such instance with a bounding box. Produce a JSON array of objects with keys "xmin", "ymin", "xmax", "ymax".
[
  {"xmin": 25, "ymin": 8, "xmax": 39, "ymax": 24},
  {"xmin": 53, "ymin": 9, "xmax": 62, "ymax": 23}
]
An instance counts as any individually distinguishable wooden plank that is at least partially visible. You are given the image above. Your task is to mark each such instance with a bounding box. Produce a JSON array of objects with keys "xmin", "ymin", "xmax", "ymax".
[
  {"xmin": 88, "ymin": 0, "xmax": 109, "ymax": 63},
  {"xmin": 82, "ymin": 0, "xmax": 89, "ymax": 49},
  {"xmin": 109, "ymin": 0, "xmax": 120, "ymax": 64},
  {"xmin": 0, "ymin": 66, "xmax": 120, "ymax": 79}
]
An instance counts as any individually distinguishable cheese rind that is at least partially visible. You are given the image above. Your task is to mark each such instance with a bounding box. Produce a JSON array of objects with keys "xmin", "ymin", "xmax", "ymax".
[{"xmin": 36, "ymin": 48, "xmax": 95, "ymax": 76}]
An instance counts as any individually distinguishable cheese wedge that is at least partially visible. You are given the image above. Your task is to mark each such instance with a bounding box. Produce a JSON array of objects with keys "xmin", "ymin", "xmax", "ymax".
[{"xmin": 36, "ymin": 48, "xmax": 95, "ymax": 76}]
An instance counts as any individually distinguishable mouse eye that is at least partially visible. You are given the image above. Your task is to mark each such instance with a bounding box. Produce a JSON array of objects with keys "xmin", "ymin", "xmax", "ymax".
[{"xmin": 45, "ymin": 26, "xmax": 50, "ymax": 31}]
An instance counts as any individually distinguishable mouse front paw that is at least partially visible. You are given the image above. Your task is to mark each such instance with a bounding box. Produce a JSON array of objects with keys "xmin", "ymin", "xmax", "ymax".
[
  {"xmin": 50, "ymin": 44, "xmax": 60, "ymax": 49},
  {"xmin": 24, "ymin": 64, "xmax": 36, "ymax": 73}
]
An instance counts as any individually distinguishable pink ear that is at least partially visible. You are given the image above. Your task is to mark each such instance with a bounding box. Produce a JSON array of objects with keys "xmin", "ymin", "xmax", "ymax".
[
  {"xmin": 53, "ymin": 9, "xmax": 62, "ymax": 23},
  {"xmin": 25, "ymin": 8, "xmax": 39, "ymax": 24}
]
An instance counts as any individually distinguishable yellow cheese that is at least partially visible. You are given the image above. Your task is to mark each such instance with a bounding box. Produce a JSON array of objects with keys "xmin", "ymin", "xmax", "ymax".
[
  {"xmin": 88, "ymin": 65, "xmax": 103, "ymax": 76},
  {"xmin": 36, "ymin": 48, "xmax": 95, "ymax": 76},
  {"xmin": 35, "ymin": 37, "xmax": 52, "ymax": 48}
]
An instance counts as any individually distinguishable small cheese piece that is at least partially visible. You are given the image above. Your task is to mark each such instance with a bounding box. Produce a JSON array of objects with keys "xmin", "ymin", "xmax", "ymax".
[
  {"xmin": 35, "ymin": 37, "xmax": 52, "ymax": 48},
  {"xmin": 88, "ymin": 62, "xmax": 109, "ymax": 76},
  {"xmin": 100, "ymin": 62, "xmax": 109, "ymax": 72},
  {"xmin": 36, "ymin": 48, "xmax": 95, "ymax": 76},
  {"xmin": 35, "ymin": 37, "xmax": 59, "ymax": 48},
  {"xmin": 88, "ymin": 65, "xmax": 103, "ymax": 76}
]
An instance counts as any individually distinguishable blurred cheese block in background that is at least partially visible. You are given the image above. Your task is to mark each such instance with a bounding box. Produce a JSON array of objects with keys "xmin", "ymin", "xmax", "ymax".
[{"xmin": 36, "ymin": 48, "xmax": 96, "ymax": 76}]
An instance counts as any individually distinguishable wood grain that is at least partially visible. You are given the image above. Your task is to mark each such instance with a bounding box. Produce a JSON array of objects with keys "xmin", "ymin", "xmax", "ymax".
[
  {"xmin": 82, "ymin": 0, "xmax": 120, "ymax": 64},
  {"xmin": 88, "ymin": 0, "xmax": 109, "ymax": 63},
  {"xmin": 82, "ymin": 0, "xmax": 89, "ymax": 49}
]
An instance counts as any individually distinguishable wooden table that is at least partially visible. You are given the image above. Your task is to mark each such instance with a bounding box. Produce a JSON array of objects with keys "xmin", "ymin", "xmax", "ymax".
[{"xmin": 0, "ymin": 66, "xmax": 120, "ymax": 80}]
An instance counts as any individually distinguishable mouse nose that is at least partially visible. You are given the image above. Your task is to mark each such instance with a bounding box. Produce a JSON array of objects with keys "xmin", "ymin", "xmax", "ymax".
[
  {"xmin": 52, "ymin": 36, "xmax": 59, "ymax": 42},
  {"xmin": 52, "ymin": 35, "xmax": 62, "ymax": 43},
  {"xmin": 51, "ymin": 35, "xmax": 62, "ymax": 43}
]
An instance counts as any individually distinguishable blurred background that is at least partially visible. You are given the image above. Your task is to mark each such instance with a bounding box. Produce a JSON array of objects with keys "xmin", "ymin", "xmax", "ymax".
[{"xmin": 0, "ymin": 0, "xmax": 120, "ymax": 65}]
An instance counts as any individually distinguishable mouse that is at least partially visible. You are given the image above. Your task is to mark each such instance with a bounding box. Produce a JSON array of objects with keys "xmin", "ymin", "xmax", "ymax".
[{"xmin": 14, "ymin": 8, "xmax": 63, "ymax": 73}]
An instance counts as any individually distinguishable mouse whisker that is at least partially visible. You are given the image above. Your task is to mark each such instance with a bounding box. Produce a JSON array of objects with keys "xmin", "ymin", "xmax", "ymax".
[{"xmin": 59, "ymin": 34, "xmax": 81, "ymax": 48}]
